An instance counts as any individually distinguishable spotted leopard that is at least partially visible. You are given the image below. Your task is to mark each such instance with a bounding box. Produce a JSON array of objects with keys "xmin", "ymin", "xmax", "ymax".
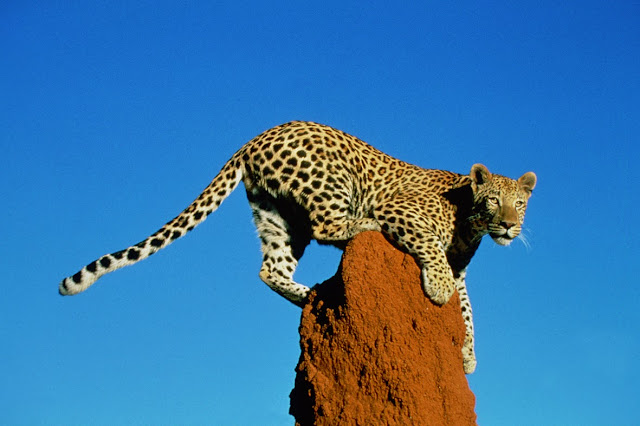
[{"xmin": 60, "ymin": 121, "xmax": 536, "ymax": 374}]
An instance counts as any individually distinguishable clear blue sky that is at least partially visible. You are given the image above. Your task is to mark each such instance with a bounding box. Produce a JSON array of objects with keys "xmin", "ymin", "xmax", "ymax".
[{"xmin": 2, "ymin": 1, "xmax": 638, "ymax": 424}]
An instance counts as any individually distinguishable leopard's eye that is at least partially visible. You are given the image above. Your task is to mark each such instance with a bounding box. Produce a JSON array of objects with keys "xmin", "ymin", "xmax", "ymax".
[
  {"xmin": 488, "ymin": 197, "xmax": 499, "ymax": 205},
  {"xmin": 515, "ymin": 200, "xmax": 524, "ymax": 207}
]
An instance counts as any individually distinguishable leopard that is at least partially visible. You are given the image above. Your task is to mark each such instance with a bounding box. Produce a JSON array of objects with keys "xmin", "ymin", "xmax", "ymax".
[{"xmin": 59, "ymin": 120, "xmax": 536, "ymax": 374}]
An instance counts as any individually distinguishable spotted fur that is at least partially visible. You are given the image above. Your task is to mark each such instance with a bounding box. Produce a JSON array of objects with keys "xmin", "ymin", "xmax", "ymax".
[{"xmin": 60, "ymin": 121, "xmax": 536, "ymax": 374}]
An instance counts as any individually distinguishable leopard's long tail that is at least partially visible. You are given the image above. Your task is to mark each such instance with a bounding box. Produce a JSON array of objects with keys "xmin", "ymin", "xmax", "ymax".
[{"xmin": 59, "ymin": 152, "xmax": 244, "ymax": 296}]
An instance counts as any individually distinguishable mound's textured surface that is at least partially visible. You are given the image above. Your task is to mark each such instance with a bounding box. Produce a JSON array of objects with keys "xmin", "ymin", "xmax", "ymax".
[{"xmin": 290, "ymin": 232, "xmax": 477, "ymax": 425}]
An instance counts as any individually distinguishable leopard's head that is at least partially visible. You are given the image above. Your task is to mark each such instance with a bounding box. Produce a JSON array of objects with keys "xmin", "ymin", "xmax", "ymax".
[{"xmin": 469, "ymin": 164, "xmax": 537, "ymax": 246}]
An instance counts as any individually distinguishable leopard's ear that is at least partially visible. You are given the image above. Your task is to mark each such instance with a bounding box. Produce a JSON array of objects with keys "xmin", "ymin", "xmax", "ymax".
[
  {"xmin": 518, "ymin": 172, "xmax": 537, "ymax": 194},
  {"xmin": 470, "ymin": 164, "xmax": 491, "ymax": 186}
]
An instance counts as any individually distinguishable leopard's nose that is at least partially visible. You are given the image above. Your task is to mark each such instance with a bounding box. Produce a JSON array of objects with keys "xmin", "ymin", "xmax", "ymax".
[{"xmin": 500, "ymin": 220, "xmax": 516, "ymax": 230}]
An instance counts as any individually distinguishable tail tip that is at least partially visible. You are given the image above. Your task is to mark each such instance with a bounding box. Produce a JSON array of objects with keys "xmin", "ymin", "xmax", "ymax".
[
  {"xmin": 59, "ymin": 270, "xmax": 91, "ymax": 296},
  {"xmin": 59, "ymin": 277, "xmax": 72, "ymax": 296}
]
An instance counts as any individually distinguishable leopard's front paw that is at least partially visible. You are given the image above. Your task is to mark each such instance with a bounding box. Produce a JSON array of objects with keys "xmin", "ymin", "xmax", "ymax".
[
  {"xmin": 461, "ymin": 339, "xmax": 477, "ymax": 374},
  {"xmin": 462, "ymin": 350, "xmax": 477, "ymax": 374},
  {"xmin": 421, "ymin": 268, "xmax": 455, "ymax": 305}
]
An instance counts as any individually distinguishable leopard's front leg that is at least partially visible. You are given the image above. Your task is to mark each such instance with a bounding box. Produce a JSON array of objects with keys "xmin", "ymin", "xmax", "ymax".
[
  {"xmin": 418, "ymin": 241, "xmax": 456, "ymax": 305},
  {"xmin": 455, "ymin": 270, "xmax": 477, "ymax": 374},
  {"xmin": 375, "ymin": 201, "xmax": 456, "ymax": 305}
]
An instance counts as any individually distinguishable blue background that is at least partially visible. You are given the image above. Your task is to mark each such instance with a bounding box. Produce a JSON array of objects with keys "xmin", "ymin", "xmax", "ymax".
[{"xmin": 2, "ymin": 1, "xmax": 638, "ymax": 424}]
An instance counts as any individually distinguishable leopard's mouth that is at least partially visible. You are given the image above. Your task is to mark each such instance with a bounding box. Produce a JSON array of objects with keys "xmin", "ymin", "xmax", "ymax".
[{"xmin": 488, "ymin": 224, "xmax": 517, "ymax": 245}]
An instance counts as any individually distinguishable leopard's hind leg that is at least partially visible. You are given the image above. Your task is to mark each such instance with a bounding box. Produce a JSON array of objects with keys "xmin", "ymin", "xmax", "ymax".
[{"xmin": 247, "ymin": 187, "xmax": 312, "ymax": 307}]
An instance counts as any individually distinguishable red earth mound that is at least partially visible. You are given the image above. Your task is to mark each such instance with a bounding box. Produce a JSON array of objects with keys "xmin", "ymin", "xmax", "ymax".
[{"xmin": 290, "ymin": 231, "xmax": 477, "ymax": 425}]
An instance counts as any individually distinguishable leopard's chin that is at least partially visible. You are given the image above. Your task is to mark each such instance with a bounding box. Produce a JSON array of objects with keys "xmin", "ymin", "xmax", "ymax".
[{"xmin": 490, "ymin": 233, "xmax": 514, "ymax": 246}]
